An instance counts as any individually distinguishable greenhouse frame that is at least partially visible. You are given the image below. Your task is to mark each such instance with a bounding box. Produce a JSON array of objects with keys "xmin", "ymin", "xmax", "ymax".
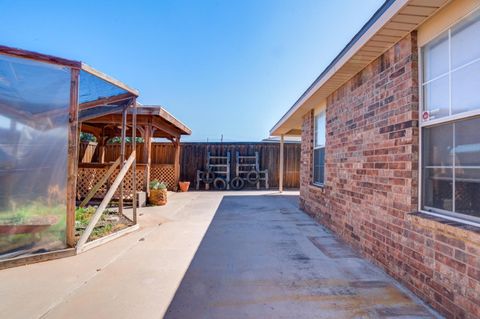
[{"xmin": 0, "ymin": 45, "xmax": 140, "ymax": 267}]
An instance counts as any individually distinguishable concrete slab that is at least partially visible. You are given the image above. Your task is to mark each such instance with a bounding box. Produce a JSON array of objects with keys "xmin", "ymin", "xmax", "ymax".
[
  {"xmin": 0, "ymin": 191, "xmax": 441, "ymax": 319},
  {"xmin": 164, "ymin": 193, "xmax": 442, "ymax": 319}
]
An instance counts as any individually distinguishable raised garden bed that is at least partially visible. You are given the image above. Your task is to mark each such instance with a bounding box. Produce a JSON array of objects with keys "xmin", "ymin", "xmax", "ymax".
[{"xmin": 75, "ymin": 206, "xmax": 133, "ymax": 243}]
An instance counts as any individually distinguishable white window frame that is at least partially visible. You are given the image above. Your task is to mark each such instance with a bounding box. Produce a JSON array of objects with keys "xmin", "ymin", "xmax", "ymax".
[
  {"xmin": 312, "ymin": 110, "xmax": 326, "ymax": 187},
  {"xmin": 419, "ymin": 7, "xmax": 480, "ymax": 226}
]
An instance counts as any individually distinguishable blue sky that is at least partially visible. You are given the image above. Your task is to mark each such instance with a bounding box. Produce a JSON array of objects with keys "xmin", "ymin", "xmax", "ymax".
[{"xmin": 0, "ymin": 0, "xmax": 384, "ymax": 141}]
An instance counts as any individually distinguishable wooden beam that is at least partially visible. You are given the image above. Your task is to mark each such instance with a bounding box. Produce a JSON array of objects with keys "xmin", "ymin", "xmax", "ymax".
[
  {"xmin": 81, "ymin": 63, "xmax": 139, "ymax": 96},
  {"xmin": 76, "ymin": 151, "xmax": 136, "ymax": 251},
  {"xmin": 66, "ymin": 68, "xmax": 80, "ymax": 247},
  {"xmin": 78, "ymin": 105, "xmax": 125, "ymax": 122},
  {"xmin": 152, "ymin": 119, "xmax": 181, "ymax": 139},
  {"xmin": 0, "ymin": 248, "xmax": 76, "ymax": 270},
  {"xmin": 80, "ymin": 123, "xmax": 103, "ymax": 138},
  {"xmin": 79, "ymin": 93, "xmax": 133, "ymax": 110},
  {"xmin": 77, "ymin": 224, "xmax": 139, "ymax": 254},
  {"xmin": 0, "ymin": 45, "xmax": 81, "ymax": 68},
  {"xmin": 131, "ymin": 99, "xmax": 137, "ymax": 224},
  {"xmin": 98, "ymin": 135, "xmax": 107, "ymax": 164},
  {"xmin": 136, "ymin": 126, "xmax": 145, "ymax": 139},
  {"xmin": 119, "ymin": 107, "xmax": 127, "ymax": 215},
  {"xmin": 144, "ymin": 123, "xmax": 152, "ymax": 195},
  {"xmin": 173, "ymin": 137, "xmax": 181, "ymax": 191},
  {"xmin": 79, "ymin": 157, "xmax": 121, "ymax": 207}
]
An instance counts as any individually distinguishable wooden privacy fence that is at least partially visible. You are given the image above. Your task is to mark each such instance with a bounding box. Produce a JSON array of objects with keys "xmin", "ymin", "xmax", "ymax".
[
  {"xmin": 179, "ymin": 143, "xmax": 301, "ymax": 189},
  {"xmin": 79, "ymin": 142, "xmax": 301, "ymax": 189}
]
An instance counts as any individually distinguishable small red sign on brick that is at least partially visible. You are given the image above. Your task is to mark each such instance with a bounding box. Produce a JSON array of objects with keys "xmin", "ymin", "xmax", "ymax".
[{"xmin": 422, "ymin": 111, "xmax": 429, "ymax": 121}]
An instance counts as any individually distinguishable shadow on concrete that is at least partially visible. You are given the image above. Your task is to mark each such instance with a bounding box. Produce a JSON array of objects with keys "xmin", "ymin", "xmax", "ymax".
[{"xmin": 164, "ymin": 194, "xmax": 439, "ymax": 319}]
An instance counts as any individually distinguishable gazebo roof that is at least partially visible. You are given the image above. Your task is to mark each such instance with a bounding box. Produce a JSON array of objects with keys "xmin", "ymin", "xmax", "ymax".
[
  {"xmin": 80, "ymin": 105, "xmax": 191, "ymax": 140},
  {"xmin": 137, "ymin": 105, "xmax": 191, "ymax": 136}
]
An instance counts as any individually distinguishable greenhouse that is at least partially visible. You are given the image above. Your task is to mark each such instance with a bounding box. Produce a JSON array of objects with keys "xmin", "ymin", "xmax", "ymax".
[{"xmin": 0, "ymin": 45, "xmax": 139, "ymax": 264}]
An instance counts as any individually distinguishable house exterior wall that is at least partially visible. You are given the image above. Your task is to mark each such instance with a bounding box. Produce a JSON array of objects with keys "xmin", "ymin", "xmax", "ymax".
[
  {"xmin": 299, "ymin": 32, "xmax": 480, "ymax": 318},
  {"xmin": 417, "ymin": 0, "xmax": 480, "ymax": 47}
]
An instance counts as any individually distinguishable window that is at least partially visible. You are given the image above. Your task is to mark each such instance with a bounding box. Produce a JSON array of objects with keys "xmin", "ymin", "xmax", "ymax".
[
  {"xmin": 421, "ymin": 9, "xmax": 480, "ymax": 223},
  {"xmin": 313, "ymin": 111, "xmax": 326, "ymax": 185}
]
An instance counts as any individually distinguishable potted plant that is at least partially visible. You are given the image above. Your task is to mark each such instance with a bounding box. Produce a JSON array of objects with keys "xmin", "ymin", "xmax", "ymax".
[
  {"xmin": 178, "ymin": 181, "xmax": 190, "ymax": 192},
  {"xmin": 149, "ymin": 180, "xmax": 168, "ymax": 206}
]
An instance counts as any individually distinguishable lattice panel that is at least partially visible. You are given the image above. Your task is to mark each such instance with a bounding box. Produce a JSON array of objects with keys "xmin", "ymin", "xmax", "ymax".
[
  {"xmin": 77, "ymin": 167, "xmax": 109, "ymax": 200},
  {"xmin": 77, "ymin": 166, "xmax": 146, "ymax": 200},
  {"xmin": 112, "ymin": 167, "xmax": 146, "ymax": 199},
  {"xmin": 150, "ymin": 164, "xmax": 176, "ymax": 190}
]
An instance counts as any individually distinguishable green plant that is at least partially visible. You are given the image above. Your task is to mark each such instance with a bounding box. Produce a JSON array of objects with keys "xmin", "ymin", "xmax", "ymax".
[
  {"xmin": 91, "ymin": 223, "xmax": 113, "ymax": 239},
  {"xmin": 80, "ymin": 132, "xmax": 97, "ymax": 142},
  {"xmin": 108, "ymin": 137, "xmax": 144, "ymax": 144},
  {"xmin": 149, "ymin": 180, "xmax": 167, "ymax": 190},
  {"xmin": 75, "ymin": 206, "xmax": 96, "ymax": 227},
  {"xmin": 75, "ymin": 206, "xmax": 125, "ymax": 240}
]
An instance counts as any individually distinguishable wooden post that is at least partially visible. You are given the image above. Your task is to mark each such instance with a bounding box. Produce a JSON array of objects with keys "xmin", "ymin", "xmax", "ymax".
[
  {"xmin": 98, "ymin": 128, "xmax": 106, "ymax": 164},
  {"xmin": 279, "ymin": 134, "xmax": 284, "ymax": 193},
  {"xmin": 131, "ymin": 99, "xmax": 137, "ymax": 223},
  {"xmin": 66, "ymin": 68, "xmax": 79, "ymax": 247},
  {"xmin": 119, "ymin": 107, "xmax": 127, "ymax": 215},
  {"xmin": 173, "ymin": 136, "xmax": 181, "ymax": 191},
  {"xmin": 143, "ymin": 124, "xmax": 152, "ymax": 195}
]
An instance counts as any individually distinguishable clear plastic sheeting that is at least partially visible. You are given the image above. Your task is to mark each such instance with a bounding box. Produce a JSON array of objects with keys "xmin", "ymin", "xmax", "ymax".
[
  {"xmin": 0, "ymin": 55, "xmax": 69, "ymax": 258},
  {"xmin": 0, "ymin": 55, "xmax": 70, "ymax": 117},
  {"xmin": 79, "ymin": 69, "xmax": 127, "ymax": 104}
]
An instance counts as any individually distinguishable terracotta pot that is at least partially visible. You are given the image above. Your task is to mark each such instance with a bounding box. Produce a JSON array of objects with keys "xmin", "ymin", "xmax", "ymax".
[
  {"xmin": 149, "ymin": 189, "xmax": 167, "ymax": 206},
  {"xmin": 178, "ymin": 181, "xmax": 190, "ymax": 192}
]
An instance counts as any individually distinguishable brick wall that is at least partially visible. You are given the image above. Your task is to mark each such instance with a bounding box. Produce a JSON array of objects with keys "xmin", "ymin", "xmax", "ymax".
[{"xmin": 299, "ymin": 32, "xmax": 480, "ymax": 319}]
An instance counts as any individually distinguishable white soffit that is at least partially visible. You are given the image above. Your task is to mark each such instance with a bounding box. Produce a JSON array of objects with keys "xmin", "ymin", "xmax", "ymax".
[{"xmin": 270, "ymin": 0, "xmax": 451, "ymax": 136}]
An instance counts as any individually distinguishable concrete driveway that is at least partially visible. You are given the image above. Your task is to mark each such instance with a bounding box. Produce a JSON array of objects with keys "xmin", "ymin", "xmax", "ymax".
[{"xmin": 0, "ymin": 191, "xmax": 440, "ymax": 319}]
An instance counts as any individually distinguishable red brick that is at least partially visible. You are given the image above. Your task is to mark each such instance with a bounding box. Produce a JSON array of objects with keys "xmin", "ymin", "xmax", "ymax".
[
  {"xmin": 298, "ymin": 32, "xmax": 480, "ymax": 318},
  {"xmin": 436, "ymin": 233, "xmax": 466, "ymax": 250},
  {"xmin": 467, "ymin": 267, "xmax": 480, "ymax": 282}
]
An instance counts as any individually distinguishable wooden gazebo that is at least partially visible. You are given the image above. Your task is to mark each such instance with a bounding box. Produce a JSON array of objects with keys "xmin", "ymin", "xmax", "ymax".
[{"xmin": 78, "ymin": 104, "xmax": 191, "ymax": 199}]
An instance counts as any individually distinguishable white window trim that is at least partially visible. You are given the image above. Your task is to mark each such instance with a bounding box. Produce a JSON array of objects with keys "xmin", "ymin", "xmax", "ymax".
[
  {"xmin": 418, "ymin": 7, "xmax": 480, "ymax": 227},
  {"xmin": 312, "ymin": 110, "xmax": 326, "ymax": 187}
]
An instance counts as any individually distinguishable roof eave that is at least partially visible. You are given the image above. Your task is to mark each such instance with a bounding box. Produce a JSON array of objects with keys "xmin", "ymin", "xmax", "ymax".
[
  {"xmin": 270, "ymin": 0, "xmax": 451, "ymax": 136},
  {"xmin": 138, "ymin": 105, "xmax": 192, "ymax": 136}
]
